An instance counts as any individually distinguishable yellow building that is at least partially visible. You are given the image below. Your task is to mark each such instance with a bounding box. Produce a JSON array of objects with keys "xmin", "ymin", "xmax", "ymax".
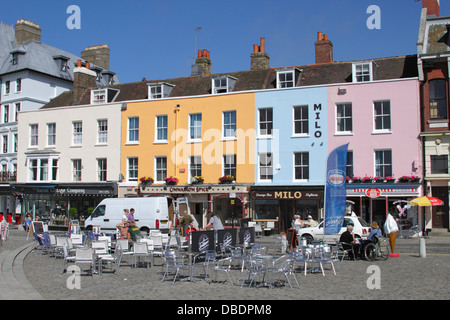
[{"xmin": 120, "ymin": 91, "xmax": 256, "ymax": 228}]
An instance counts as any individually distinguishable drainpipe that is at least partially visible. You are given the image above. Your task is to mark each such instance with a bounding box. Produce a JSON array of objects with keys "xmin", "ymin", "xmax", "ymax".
[{"xmin": 420, "ymin": 69, "xmax": 427, "ymax": 236}]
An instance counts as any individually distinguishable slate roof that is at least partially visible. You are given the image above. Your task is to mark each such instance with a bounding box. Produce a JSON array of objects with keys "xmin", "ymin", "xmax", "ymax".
[
  {"xmin": 0, "ymin": 22, "xmax": 120, "ymax": 86},
  {"xmin": 42, "ymin": 54, "xmax": 418, "ymax": 109}
]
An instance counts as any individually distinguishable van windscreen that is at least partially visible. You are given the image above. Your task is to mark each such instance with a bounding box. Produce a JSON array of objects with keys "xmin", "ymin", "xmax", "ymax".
[{"xmin": 92, "ymin": 205, "xmax": 106, "ymax": 218}]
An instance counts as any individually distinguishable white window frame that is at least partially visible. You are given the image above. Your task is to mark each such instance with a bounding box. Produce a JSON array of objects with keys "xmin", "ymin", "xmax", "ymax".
[
  {"xmin": 154, "ymin": 156, "xmax": 167, "ymax": 183},
  {"xmin": 127, "ymin": 157, "xmax": 138, "ymax": 182},
  {"xmin": 258, "ymin": 152, "xmax": 273, "ymax": 182},
  {"xmin": 188, "ymin": 113, "xmax": 202, "ymax": 142},
  {"xmin": 2, "ymin": 135, "xmax": 7, "ymax": 154},
  {"xmin": 189, "ymin": 155, "xmax": 202, "ymax": 181},
  {"xmin": 3, "ymin": 105, "xmax": 9, "ymax": 123},
  {"xmin": 97, "ymin": 119, "xmax": 108, "ymax": 144},
  {"xmin": 293, "ymin": 105, "xmax": 309, "ymax": 137},
  {"xmin": 72, "ymin": 159, "xmax": 82, "ymax": 182},
  {"xmin": 148, "ymin": 83, "xmax": 174, "ymax": 99},
  {"xmin": 335, "ymin": 103, "xmax": 353, "ymax": 135},
  {"xmin": 352, "ymin": 62, "xmax": 373, "ymax": 83},
  {"xmin": 155, "ymin": 115, "xmax": 168, "ymax": 143},
  {"xmin": 72, "ymin": 121, "xmax": 82, "ymax": 145},
  {"xmin": 127, "ymin": 117, "xmax": 139, "ymax": 144},
  {"xmin": 293, "ymin": 152, "xmax": 309, "ymax": 182},
  {"xmin": 14, "ymin": 103, "xmax": 20, "ymax": 122},
  {"xmin": 16, "ymin": 78, "xmax": 21, "ymax": 93},
  {"xmin": 222, "ymin": 154, "xmax": 237, "ymax": 178},
  {"xmin": 258, "ymin": 108, "xmax": 273, "ymax": 138},
  {"xmin": 91, "ymin": 89, "xmax": 107, "ymax": 104},
  {"xmin": 276, "ymin": 70, "xmax": 295, "ymax": 88},
  {"xmin": 97, "ymin": 158, "xmax": 107, "ymax": 182},
  {"xmin": 47, "ymin": 123, "xmax": 56, "ymax": 146},
  {"xmin": 4, "ymin": 81, "xmax": 10, "ymax": 95},
  {"xmin": 374, "ymin": 149, "xmax": 393, "ymax": 177},
  {"xmin": 373, "ymin": 100, "xmax": 391, "ymax": 133},
  {"xmin": 222, "ymin": 110, "xmax": 237, "ymax": 139},
  {"xmin": 30, "ymin": 124, "xmax": 38, "ymax": 147}
]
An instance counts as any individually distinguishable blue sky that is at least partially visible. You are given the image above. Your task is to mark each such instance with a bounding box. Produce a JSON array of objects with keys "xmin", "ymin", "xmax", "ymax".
[{"xmin": 2, "ymin": 0, "xmax": 449, "ymax": 83}]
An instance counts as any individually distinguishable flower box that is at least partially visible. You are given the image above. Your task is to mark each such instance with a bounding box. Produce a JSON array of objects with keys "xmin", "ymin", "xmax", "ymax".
[
  {"xmin": 139, "ymin": 176, "xmax": 154, "ymax": 184},
  {"xmin": 164, "ymin": 176, "xmax": 179, "ymax": 185},
  {"xmin": 190, "ymin": 176, "xmax": 204, "ymax": 184},
  {"xmin": 398, "ymin": 176, "xmax": 420, "ymax": 183},
  {"xmin": 219, "ymin": 175, "xmax": 235, "ymax": 184}
]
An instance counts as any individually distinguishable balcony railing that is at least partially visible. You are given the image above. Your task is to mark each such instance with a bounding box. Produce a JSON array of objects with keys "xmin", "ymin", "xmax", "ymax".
[{"xmin": 0, "ymin": 171, "xmax": 17, "ymax": 182}]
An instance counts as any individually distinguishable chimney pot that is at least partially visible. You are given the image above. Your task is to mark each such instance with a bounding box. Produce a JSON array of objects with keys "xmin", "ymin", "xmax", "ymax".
[{"xmin": 260, "ymin": 37, "xmax": 265, "ymax": 52}]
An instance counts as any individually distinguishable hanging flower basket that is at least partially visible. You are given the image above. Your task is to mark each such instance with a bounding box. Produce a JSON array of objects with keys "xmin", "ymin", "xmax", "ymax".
[{"xmin": 164, "ymin": 176, "xmax": 179, "ymax": 185}]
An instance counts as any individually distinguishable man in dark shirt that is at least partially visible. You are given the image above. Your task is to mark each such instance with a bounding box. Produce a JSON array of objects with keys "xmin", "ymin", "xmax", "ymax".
[{"xmin": 339, "ymin": 225, "xmax": 360, "ymax": 259}]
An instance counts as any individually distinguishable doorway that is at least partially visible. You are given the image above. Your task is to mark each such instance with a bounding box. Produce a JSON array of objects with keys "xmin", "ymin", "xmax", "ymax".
[{"xmin": 432, "ymin": 187, "xmax": 449, "ymax": 229}]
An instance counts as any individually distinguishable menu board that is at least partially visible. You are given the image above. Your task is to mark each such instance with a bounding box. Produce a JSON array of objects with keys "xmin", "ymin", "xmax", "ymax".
[
  {"xmin": 238, "ymin": 227, "xmax": 255, "ymax": 245},
  {"xmin": 190, "ymin": 230, "xmax": 215, "ymax": 252},
  {"xmin": 286, "ymin": 228, "xmax": 298, "ymax": 249},
  {"xmin": 217, "ymin": 229, "xmax": 237, "ymax": 249}
]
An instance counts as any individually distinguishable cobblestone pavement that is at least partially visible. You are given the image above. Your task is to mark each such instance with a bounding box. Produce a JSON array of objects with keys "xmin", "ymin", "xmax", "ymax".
[{"xmin": 2, "ymin": 226, "xmax": 449, "ymax": 302}]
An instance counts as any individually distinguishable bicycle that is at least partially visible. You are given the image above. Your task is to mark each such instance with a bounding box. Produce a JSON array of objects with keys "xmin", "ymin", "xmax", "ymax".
[{"xmin": 364, "ymin": 236, "xmax": 389, "ymax": 261}]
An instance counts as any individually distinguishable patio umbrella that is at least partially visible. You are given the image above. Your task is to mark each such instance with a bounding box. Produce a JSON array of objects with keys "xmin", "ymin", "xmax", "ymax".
[{"xmin": 409, "ymin": 196, "xmax": 444, "ymax": 206}]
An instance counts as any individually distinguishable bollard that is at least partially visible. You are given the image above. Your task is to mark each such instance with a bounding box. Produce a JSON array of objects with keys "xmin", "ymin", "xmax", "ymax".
[
  {"xmin": 281, "ymin": 234, "xmax": 287, "ymax": 253},
  {"xmin": 419, "ymin": 237, "xmax": 426, "ymax": 258}
]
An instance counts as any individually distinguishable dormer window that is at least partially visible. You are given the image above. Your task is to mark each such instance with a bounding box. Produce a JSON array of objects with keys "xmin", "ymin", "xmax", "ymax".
[
  {"xmin": 90, "ymin": 88, "xmax": 120, "ymax": 104},
  {"xmin": 276, "ymin": 68, "xmax": 301, "ymax": 88},
  {"xmin": 352, "ymin": 62, "xmax": 376, "ymax": 82},
  {"xmin": 212, "ymin": 76, "xmax": 237, "ymax": 94},
  {"xmin": 10, "ymin": 49, "xmax": 26, "ymax": 66},
  {"xmin": 101, "ymin": 71, "xmax": 116, "ymax": 86},
  {"xmin": 53, "ymin": 55, "xmax": 70, "ymax": 72},
  {"xmin": 148, "ymin": 83, "xmax": 174, "ymax": 99}
]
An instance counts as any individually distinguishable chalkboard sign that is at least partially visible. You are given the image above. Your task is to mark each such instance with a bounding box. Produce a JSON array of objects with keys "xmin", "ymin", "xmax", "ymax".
[
  {"xmin": 217, "ymin": 229, "xmax": 237, "ymax": 249},
  {"xmin": 238, "ymin": 227, "xmax": 255, "ymax": 245},
  {"xmin": 190, "ymin": 230, "xmax": 215, "ymax": 253},
  {"xmin": 286, "ymin": 228, "xmax": 298, "ymax": 250},
  {"xmin": 32, "ymin": 221, "xmax": 44, "ymax": 234}
]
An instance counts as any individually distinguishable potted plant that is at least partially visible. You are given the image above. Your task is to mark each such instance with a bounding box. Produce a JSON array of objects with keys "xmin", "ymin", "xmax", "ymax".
[
  {"xmin": 190, "ymin": 176, "xmax": 204, "ymax": 184},
  {"xmin": 68, "ymin": 207, "xmax": 78, "ymax": 219},
  {"xmin": 361, "ymin": 176, "xmax": 373, "ymax": 183},
  {"xmin": 383, "ymin": 176, "xmax": 395, "ymax": 183},
  {"xmin": 219, "ymin": 175, "xmax": 235, "ymax": 184},
  {"xmin": 164, "ymin": 176, "xmax": 179, "ymax": 185},
  {"xmin": 139, "ymin": 176, "xmax": 154, "ymax": 185},
  {"xmin": 398, "ymin": 176, "xmax": 420, "ymax": 183},
  {"xmin": 351, "ymin": 176, "xmax": 362, "ymax": 183}
]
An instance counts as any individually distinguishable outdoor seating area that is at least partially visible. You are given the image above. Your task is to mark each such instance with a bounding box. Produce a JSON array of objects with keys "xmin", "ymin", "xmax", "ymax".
[{"xmin": 29, "ymin": 223, "xmax": 348, "ymax": 292}]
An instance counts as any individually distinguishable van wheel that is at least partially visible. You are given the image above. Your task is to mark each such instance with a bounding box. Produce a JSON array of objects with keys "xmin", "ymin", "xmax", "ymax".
[{"xmin": 140, "ymin": 227, "xmax": 149, "ymax": 236}]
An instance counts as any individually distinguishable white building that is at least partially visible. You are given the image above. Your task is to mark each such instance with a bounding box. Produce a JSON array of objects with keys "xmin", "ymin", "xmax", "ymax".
[
  {"xmin": 0, "ymin": 19, "xmax": 119, "ymax": 220},
  {"xmin": 16, "ymin": 65, "xmax": 123, "ymax": 222}
]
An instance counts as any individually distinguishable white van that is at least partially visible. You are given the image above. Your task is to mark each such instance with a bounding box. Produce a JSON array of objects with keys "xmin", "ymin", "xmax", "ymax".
[{"xmin": 84, "ymin": 197, "xmax": 170, "ymax": 234}]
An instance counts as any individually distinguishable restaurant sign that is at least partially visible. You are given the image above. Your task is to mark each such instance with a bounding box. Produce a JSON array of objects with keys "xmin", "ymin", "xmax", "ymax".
[
  {"xmin": 365, "ymin": 188, "xmax": 382, "ymax": 198},
  {"xmin": 251, "ymin": 190, "xmax": 322, "ymax": 200}
]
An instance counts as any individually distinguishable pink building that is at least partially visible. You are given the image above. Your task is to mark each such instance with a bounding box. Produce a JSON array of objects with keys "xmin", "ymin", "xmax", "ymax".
[{"xmin": 328, "ymin": 74, "xmax": 422, "ymax": 228}]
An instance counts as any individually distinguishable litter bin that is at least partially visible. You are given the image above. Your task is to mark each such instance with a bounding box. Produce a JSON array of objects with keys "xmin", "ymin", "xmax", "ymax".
[
  {"xmin": 15, "ymin": 214, "xmax": 21, "ymax": 225},
  {"xmin": 6, "ymin": 213, "xmax": 12, "ymax": 223},
  {"xmin": 0, "ymin": 213, "xmax": 2, "ymax": 222}
]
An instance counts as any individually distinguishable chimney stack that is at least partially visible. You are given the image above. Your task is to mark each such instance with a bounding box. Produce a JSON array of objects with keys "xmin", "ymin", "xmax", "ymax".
[
  {"xmin": 192, "ymin": 49, "xmax": 211, "ymax": 75},
  {"xmin": 73, "ymin": 59, "xmax": 97, "ymax": 103},
  {"xmin": 315, "ymin": 32, "xmax": 333, "ymax": 64},
  {"xmin": 422, "ymin": 0, "xmax": 440, "ymax": 17},
  {"xmin": 81, "ymin": 44, "xmax": 111, "ymax": 70},
  {"xmin": 251, "ymin": 37, "xmax": 270, "ymax": 70},
  {"xmin": 15, "ymin": 19, "xmax": 41, "ymax": 45}
]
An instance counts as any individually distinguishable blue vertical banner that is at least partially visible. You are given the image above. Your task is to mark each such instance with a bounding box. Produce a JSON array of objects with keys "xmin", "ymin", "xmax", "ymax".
[{"xmin": 324, "ymin": 143, "xmax": 349, "ymax": 235}]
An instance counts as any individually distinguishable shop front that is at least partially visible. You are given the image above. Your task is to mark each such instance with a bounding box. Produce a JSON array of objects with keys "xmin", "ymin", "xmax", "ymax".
[
  {"xmin": 12, "ymin": 182, "xmax": 117, "ymax": 227},
  {"xmin": 250, "ymin": 186, "xmax": 324, "ymax": 233},
  {"xmin": 138, "ymin": 184, "xmax": 251, "ymax": 229},
  {"xmin": 346, "ymin": 183, "xmax": 422, "ymax": 229}
]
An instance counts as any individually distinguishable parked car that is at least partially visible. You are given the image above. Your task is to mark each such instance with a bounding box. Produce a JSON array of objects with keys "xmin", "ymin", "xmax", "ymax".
[{"xmin": 297, "ymin": 216, "xmax": 370, "ymax": 243}]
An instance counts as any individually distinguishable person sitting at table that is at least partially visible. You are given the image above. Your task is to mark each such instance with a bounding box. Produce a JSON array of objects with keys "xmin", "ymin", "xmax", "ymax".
[
  {"xmin": 339, "ymin": 225, "xmax": 360, "ymax": 260},
  {"xmin": 116, "ymin": 221, "xmax": 129, "ymax": 239},
  {"xmin": 293, "ymin": 215, "xmax": 303, "ymax": 228},
  {"xmin": 127, "ymin": 221, "xmax": 141, "ymax": 244},
  {"xmin": 359, "ymin": 221, "xmax": 382, "ymax": 256},
  {"xmin": 185, "ymin": 222, "xmax": 197, "ymax": 241},
  {"xmin": 304, "ymin": 215, "xmax": 318, "ymax": 227}
]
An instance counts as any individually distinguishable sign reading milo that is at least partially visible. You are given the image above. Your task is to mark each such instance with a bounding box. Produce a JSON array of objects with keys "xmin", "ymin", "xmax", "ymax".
[{"xmin": 251, "ymin": 190, "xmax": 322, "ymax": 200}]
